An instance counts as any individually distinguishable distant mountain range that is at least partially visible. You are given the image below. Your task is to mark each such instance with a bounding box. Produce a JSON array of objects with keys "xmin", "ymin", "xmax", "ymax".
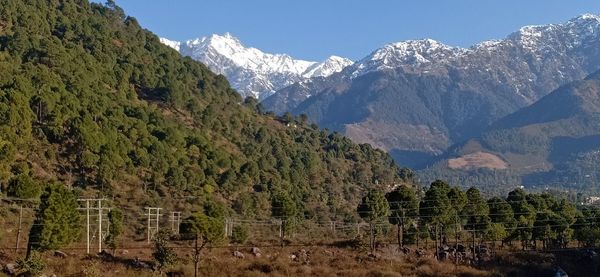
[
  {"xmin": 263, "ymin": 14, "xmax": 600, "ymax": 170},
  {"xmin": 160, "ymin": 33, "xmax": 352, "ymax": 99}
]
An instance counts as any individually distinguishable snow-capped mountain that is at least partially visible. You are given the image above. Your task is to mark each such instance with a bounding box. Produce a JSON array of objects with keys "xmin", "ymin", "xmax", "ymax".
[
  {"xmin": 160, "ymin": 33, "xmax": 352, "ymax": 99},
  {"xmin": 347, "ymin": 13, "xmax": 600, "ymax": 82},
  {"xmin": 350, "ymin": 39, "xmax": 466, "ymax": 77},
  {"xmin": 262, "ymin": 13, "xmax": 600, "ymax": 169},
  {"xmin": 159, "ymin": 38, "xmax": 181, "ymax": 52}
]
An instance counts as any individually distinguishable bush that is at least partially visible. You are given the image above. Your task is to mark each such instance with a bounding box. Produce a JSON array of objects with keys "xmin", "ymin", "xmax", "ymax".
[
  {"xmin": 231, "ymin": 225, "xmax": 249, "ymax": 244},
  {"xmin": 7, "ymin": 174, "xmax": 42, "ymax": 199},
  {"xmin": 16, "ymin": 251, "xmax": 45, "ymax": 277},
  {"xmin": 153, "ymin": 230, "xmax": 178, "ymax": 271}
]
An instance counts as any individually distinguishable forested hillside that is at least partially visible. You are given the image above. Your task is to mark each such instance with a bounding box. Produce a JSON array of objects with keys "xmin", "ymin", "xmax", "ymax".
[
  {"xmin": 0, "ymin": 0, "xmax": 405, "ymax": 220},
  {"xmin": 420, "ymin": 71, "xmax": 600, "ymax": 192}
]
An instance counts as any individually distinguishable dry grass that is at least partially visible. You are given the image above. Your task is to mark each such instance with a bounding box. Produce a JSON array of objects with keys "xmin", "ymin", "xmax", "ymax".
[
  {"xmin": 448, "ymin": 152, "xmax": 508, "ymax": 170},
  {"xmin": 0, "ymin": 245, "xmax": 500, "ymax": 277}
]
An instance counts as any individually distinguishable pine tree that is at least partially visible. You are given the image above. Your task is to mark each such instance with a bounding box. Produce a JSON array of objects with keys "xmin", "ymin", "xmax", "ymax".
[
  {"xmin": 487, "ymin": 197, "xmax": 515, "ymax": 246},
  {"xmin": 26, "ymin": 184, "xmax": 81, "ymax": 256},
  {"xmin": 463, "ymin": 187, "xmax": 491, "ymax": 251},
  {"xmin": 105, "ymin": 208, "xmax": 124, "ymax": 254},
  {"xmin": 357, "ymin": 189, "xmax": 389, "ymax": 252},
  {"xmin": 507, "ymin": 188, "xmax": 535, "ymax": 250},
  {"xmin": 180, "ymin": 209, "xmax": 224, "ymax": 277},
  {"xmin": 386, "ymin": 185, "xmax": 418, "ymax": 248}
]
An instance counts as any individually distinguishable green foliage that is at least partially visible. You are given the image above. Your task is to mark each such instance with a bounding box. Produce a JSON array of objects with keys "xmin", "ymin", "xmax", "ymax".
[
  {"xmin": 7, "ymin": 173, "xmax": 41, "ymax": 199},
  {"xmin": 0, "ymin": 0, "xmax": 403, "ymax": 221},
  {"xmin": 16, "ymin": 251, "xmax": 45, "ymax": 277},
  {"xmin": 487, "ymin": 197, "xmax": 516, "ymax": 231},
  {"xmin": 386, "ymin": 185, "xmax": 418, "ymax": 225},
  {"xmin": 485, "ymin": 222, "xmax": 509, "ymax": 242},
  {"xmin": 105, "ymin": 208, "xmax": 124, "ymax": 252},
  {"xmin": 463, "ymin": 187, "xmax": 491, "ymax": 235},
  {"xmin": 357, "ymin": 190, "xmax": 389, "ymax": 223},
  {"xmin": 180, "ymin": 211, "xmax": 225, "ymax": 245},
  {"xmin": 152, "ymin": 230, "xmax": 177, "ymax": 271},
  {"xmin": 573, "ymin": 206, "xmax": 600, "ymax": 247},
  {"xmin": 419, "ymin": 180, "xmax": 452, "ymax": 227},
  {"xmin": 358, "ymin": 189, "xmax": 389, "ymax": 251},
  {"xmin": 231, "ymin": 225, "xmax": 249, "ymax": 244},
  {"xmin": 386, "ymin": 185, "xmax": 418, "ymax": 247},
  {"xmin": 27, "ymin": 184, "xmax": 81, "ymax": 252}
]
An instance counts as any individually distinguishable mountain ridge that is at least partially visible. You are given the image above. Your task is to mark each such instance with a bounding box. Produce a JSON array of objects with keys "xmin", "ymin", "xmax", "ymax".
[
  {"xmin": 262, "ymin": 13, "xmax": 600, "ymax": 170},
  {"xmin": 160, "ymin": 33, "xmax": 353, "ymax": 99}
]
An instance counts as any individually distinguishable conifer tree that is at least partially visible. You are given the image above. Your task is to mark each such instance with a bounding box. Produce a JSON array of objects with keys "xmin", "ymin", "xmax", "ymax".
[
  {"xmin": 386, "ymin": 185, "xmax": 418, "ymax": 248},
  {"xmin": 358, "ymin": 189, "xmax": 389, "ymax": 252},
  {"xmin": 27, "ymin": 184, "xmax": 81, "ymax": 257}
]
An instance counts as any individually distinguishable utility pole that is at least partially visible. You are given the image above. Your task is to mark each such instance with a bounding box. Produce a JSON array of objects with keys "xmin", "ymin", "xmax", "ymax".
[
  {"xmin": 86, "ymin": 200, "xmax": 90, "ymax": 254},
  {"xmin": 14, "ymin": 204, "xmax": 23, "ymax": 253},
  {"xmin": 98, "ymin": 199, "xmax": 102, "ymax": 253},
  {"xmin": 170, "ymin": 211, "xmax": 181, "ymax": 235},
  {"xmin": 223, "ymin": 218, "xmax": 234, "ymax": 237},
  {"xmin": 454, "ymin": 211, "xmax": 459, "ymax": 266},
  {"xmin": 78, "ymin": 198, "xmax": 108, "ymax": 254},
  {"xmin": 472, "ymin": 230, "xmax": 476, "ymax": 263},
  {"xmin": 276, "ymin": 219, "xmax": 284, "ymax": 247},
  {"xmin": 145, "ymin": 207, "xmax": 162, "ymax": 244}
]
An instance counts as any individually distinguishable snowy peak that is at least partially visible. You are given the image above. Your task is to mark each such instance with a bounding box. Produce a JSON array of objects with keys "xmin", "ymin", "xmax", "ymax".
[
  {"xmin": 302, "ymin": 55, "xmax": 353, "ymax": 78},
  {"xmin": 159, "ymin": 38, "xmax": 181, "ymax": 52},
  {"xmin": 351, "ymin": 39, "xmax": 465, "ymax": 77},
  {"xmin": 160, "ymin": 33, "xmax": 352, "ymax": 99},
  {"xmin": 349, "ymin": 14, "xmax": 600, "ymax": 79},
  {"xmin": 506, "ymin": 13, "xmax": 600, "ymax": 50},
  {"xmin": 183, "ymin": 33, "xmax": 314, "ymax": 74}
]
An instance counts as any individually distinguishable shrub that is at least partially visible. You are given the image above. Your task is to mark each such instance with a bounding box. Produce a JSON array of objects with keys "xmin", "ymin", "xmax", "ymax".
[
  {"xmin": 231, "ymin": 225, "xmax": 249, "ymax": 244},
  {"xmin": 16, "ymin": 251, "xmax": 45, "ymax": 277}
]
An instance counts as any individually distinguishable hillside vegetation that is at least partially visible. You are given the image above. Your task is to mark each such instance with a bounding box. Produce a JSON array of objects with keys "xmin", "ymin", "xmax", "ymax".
[
  {"xmin": 0, "ymin": 0, "xmax": 404, "ymax": 220},
  {"xmin": 421, "ymin": 71, "xmax": 600, "ymax": 192}
]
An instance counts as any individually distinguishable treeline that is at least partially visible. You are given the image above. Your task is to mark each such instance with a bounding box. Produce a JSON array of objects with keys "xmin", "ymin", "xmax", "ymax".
[{"xmin": 357, "ymin": 180, "xmax": 600, "ymax": 251}]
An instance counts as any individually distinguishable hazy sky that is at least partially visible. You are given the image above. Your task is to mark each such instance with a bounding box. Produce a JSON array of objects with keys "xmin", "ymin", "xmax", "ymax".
[{"xmin": 109, "ymin": 0, "xmax": 600, "ymax": 61}]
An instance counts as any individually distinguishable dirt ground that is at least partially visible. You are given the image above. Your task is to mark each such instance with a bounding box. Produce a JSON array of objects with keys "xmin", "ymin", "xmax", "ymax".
[{"xmin": 0, "ymin": 244, "xmax": 594, "ymax": 276}]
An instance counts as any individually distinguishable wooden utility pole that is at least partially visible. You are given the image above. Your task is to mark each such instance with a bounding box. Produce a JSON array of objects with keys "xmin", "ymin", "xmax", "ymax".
[{"xmin": 145, "ymin": 207, "xmax": 162, "ymax": 243}]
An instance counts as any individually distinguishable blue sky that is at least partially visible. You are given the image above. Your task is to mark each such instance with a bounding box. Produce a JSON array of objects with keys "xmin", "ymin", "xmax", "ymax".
[{"xmin": 109, "ymin": 0, "xmax": 600, "ymax": 61}]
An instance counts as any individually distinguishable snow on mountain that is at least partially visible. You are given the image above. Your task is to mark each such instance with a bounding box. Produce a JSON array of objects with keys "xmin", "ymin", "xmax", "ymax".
[
  {"xmin": 159, "ymin": 38, "xmax": 181, "ymax": 52},
  {"xmin": 262, "ymin": 13, "xmax": 600, "ymax": 165},
  {"xmin": 302, "ymin": 56, "xmax": 353, "ymax": 78},
  {"xmin": 160, "ymin": 33, "xmax": 352, "ymax": 99},
  {"xmin": 347, "ymin": 14, "xmax": 600, "ymax": 80},
  {"xmin": 350, "ymin": 39, "xmax": 465, "ymax": 78}
]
